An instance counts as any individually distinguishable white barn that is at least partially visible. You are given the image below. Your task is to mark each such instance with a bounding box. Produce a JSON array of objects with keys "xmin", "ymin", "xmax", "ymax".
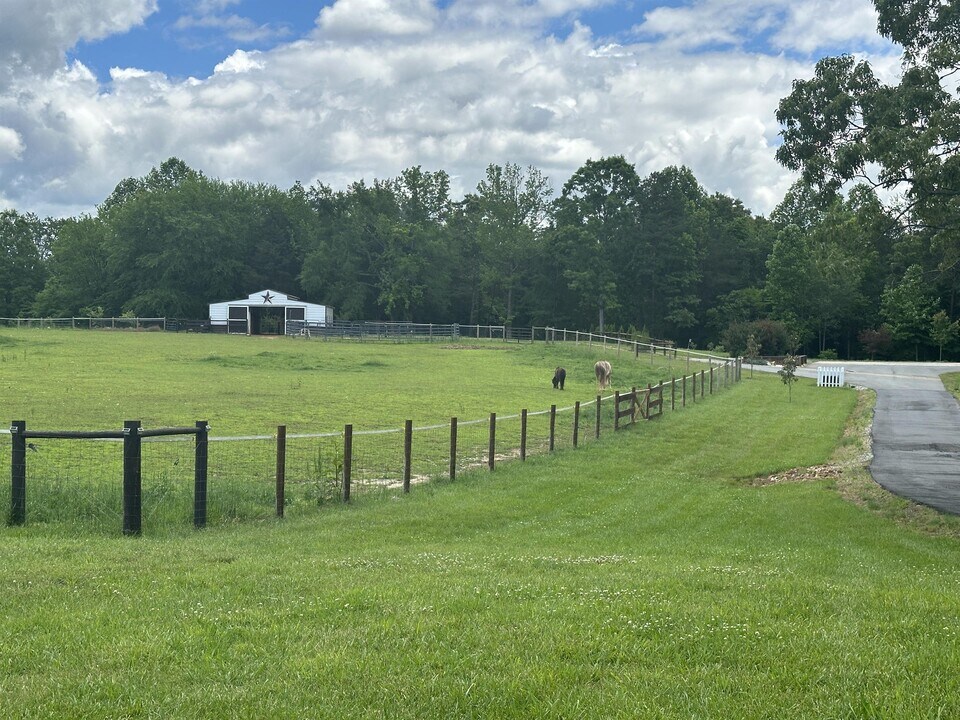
[{"xmin": 208, "ymin": 290, "xmax": 332, "ymax": 335}]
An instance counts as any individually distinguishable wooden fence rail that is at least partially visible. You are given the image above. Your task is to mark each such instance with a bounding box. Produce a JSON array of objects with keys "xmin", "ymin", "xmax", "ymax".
[
  {"xmin": 8, "ymin": 420, "xmax": 209, "ymax": 535},
  {"xmin": 6, "ymin": 359, "xmax": 742, "ymax": 535}
]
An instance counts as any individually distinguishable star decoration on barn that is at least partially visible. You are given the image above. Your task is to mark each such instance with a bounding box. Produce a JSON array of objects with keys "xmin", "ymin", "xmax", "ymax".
[{"xmin": 261, "ymin": 291, "xmax": 274, "ymax": 304}]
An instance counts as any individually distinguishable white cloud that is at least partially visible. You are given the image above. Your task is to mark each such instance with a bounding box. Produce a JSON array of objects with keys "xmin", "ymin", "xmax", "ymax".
[
  {"xmin": 0, "ymin": 0, "xmax": 156, "ymax": 80},
  {"xmin": 173, "ymin": 12, "xmax": 291, "ymax": 45},
  {"xmin": 771, "ymin": 0, "xmax": 884, "ymax": 54},
  {"xmin": 0, "ymin": 126, "xmax": 25, "ymax": 160},
  {"xmin": 193, "ymin": 0, "xmax": 243, "ymax": 13},
  {"xmin": 317, "ymin": 0, "xmax": 440, "ymax": 37},
  {"xmin": 637, "ymin": 0, "xmax": 887, "ymax": 55},
  {"xmin": 444, "ymin": 0, "xmax": 615, "ymax": 29},
  {"xmin": 0, "ymin": 0, "xmax": 903, "ymax": 219},
  {"xmin": 214, "ymin": 50, "xmax": 266, "ymax": 74}
]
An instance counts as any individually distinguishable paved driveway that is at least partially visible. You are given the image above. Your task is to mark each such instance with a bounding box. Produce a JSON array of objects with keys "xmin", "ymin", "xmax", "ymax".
[{"xmin": 799, "ymin": 361, "xmax": 960, "ymax": 515}]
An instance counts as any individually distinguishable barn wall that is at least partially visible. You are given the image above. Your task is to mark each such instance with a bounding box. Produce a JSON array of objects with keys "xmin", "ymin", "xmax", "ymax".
[
  {"xmin": 209, "ymin": 291, "xmax": 331, "ymax": 330},
  {"xmin": 209, "ymin": 302, "xmax": 231, "ymax": 325},
  {"xmin": 305, "ymin": 305, "xmax": 329, "ymax": 324}
]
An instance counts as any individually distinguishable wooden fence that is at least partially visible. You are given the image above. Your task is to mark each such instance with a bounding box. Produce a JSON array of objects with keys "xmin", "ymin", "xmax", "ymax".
[
  {"xmin": 8, "ymin": 421, "xmax": 209, "ymax": 535},
  {"xmin": 4, "ymin": 358, "xmax": 741, "ymax": 535}
]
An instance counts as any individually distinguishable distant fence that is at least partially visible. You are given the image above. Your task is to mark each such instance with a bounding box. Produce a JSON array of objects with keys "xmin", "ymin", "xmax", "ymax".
[
  {"xmin": 0, "ymin": 316, "xmax": 167, "ymax": 330},
  {"xmin": 3, "ymin": 356, "xmax": 742, "ymax": 535},
  {"xmin": 0, "ymin": 317, "xmax": 676, "ymax": 349}
]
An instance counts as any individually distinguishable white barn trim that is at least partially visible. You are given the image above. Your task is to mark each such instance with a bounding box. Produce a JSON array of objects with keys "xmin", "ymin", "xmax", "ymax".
[{"xmin": 209, "ymin": 290, "xmax": 332, "ymax": 335}]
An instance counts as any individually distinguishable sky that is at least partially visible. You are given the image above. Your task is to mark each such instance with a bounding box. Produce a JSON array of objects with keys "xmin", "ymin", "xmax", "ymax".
[{"xmin": 0, "ymin": 0, "xmax": 901, "ymax": 220}]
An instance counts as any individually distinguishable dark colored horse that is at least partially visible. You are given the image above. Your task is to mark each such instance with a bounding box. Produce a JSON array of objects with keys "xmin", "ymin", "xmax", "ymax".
[{"xmin": 552, "ymin": 367, "xmax": 566, "ymax": 390}]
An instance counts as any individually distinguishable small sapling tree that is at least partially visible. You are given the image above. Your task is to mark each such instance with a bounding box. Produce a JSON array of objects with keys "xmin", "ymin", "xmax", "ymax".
[
  {"xmin": 778, "ymin": 354, "xmax": 799, "ymax": 402},
  {"xmin": 745, "ymin": 333, "xmax": 761, "ymax": 378},
  {"xmin": 930, "ymin": 310, "xmax": 958, "ymax": 362}
]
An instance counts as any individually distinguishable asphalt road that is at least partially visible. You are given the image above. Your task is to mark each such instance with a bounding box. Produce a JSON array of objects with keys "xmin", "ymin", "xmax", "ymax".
[{"xmin": 798, "ymin": 361, "xmax": 960, "ymax": 515}]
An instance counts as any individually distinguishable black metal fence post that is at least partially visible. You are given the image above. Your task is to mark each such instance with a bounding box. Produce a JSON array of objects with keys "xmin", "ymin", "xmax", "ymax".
[
  {"xmin": 573, "ymin": 402, "xmax": 580, "ymax": 448},
  {"xmin": 10, "ymin": 420, "xmax": 26, "ymax": 525},
  {"xmin": 449, "ymin": 417, "xmax": 458, "ymax": 480},
  {"xmin": 122, "ymin": 420, "xmax": 142, "ymax": 536},
  {"xmin": 274, "ymin": 425, "xmax": 285, "ymax": 519},
  {"xmin": 403, "ymin": 419, "xmax": 413, "ymax": 493},
  {"xmin": 195, "ymin": 421, "xmax": 209, "ymax": 528},
  {"xmin": 342, "ymin": 424, "xmax": 352, "ymax": 503},
  {"xmin": 520, "ymin": 409, "xmax": 527, "ymax": 461},
  {"xmin": 488, "ymin": 413, "xmax": 496, "ymax": 471}
]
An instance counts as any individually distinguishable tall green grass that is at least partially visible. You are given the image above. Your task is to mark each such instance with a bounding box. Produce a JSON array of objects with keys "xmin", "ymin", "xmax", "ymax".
[
  {"xmin": 4, "ymin": 360, "xmax": 960, "ymax": 717},
  {"xmin": 1, "ymin": 328, "xmax": 718, "ymax": 534}
]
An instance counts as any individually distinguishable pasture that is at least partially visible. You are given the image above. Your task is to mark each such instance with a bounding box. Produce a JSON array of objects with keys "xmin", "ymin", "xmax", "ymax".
[
  {"xmin": 3, "ymin": 329, "xmax": 960, "ymax": 717},
  {"xmin": 0, "ymin": 328, "xmax": 686, "ymax": 434},
  {"xmin": 1, "ymin": 328, "xmax": 706, "ymax": 534}
]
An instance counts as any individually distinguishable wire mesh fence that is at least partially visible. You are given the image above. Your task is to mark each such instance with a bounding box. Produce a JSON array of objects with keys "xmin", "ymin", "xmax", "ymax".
[{"xmin": 3, "ymin": 359, "xmax": 741, "ymax": 535}]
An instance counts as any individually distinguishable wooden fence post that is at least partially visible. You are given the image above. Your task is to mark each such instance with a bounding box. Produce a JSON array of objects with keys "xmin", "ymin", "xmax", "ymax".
[
  {"xmin": 520, "ymin": 409, "xmax": 528, "ymax": 461},
  {"xmin": 403, "ymin": 419, "xmax": 413, "ymax": 493},
  {"xmin": 573, "ymin": 401, "xmax": 580, "ymax": 448},
  {"xmin": 614, "ymin": 391, "xmax": 621, "ymax": 431},
  {"xmin": 682, "ymin": 375, "xmax": 687, "ymax": 407},
  {"xmin": 449, "ymin": 417, "xmax": 457, "ymax": 480},
  {"xmin": 710, "ymin": 367, "xmax": 714, "ymax": 394},
  {"xmin": 488, "ymin": 413, "xmax": 497, "ymax": 471},
  {"xmin": 122, "ymin": 420, "xmax": 142, "ymax": 536},
  {"xmin": 701, "ymin": 369, "xmax": 706, "ymax": 399},
  {"xmin": 10, "ymin": 420, "xmax": 26, "ymax": 526},
  {"xmin": 671, "ymin": 377, "xmax": 676, "ymax": 411},
  {"xmin": 274, "ymin": 425, "xmax": 285, "ymax": 519},
  {"xmin": 549, "ymin": 405, "xmax": 557, "ymax": 451},
  {"xmin": 595, "ymin": 395, "xmax": 602, "ymax": 438},
  {"xmin": 342, "ymin": 424, "xmax": 352, "ymax": 503},
  {"xmin": 195, "ymin": 421, "xmax": 209, "ymax": 528}
]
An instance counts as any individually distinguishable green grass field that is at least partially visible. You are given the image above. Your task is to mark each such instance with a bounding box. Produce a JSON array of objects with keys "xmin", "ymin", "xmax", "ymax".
[
  {"xmin": 3, "ymin": 329, "xmax": 960, "ymax": 717},
  {"xmin": 0, "ymin": 329, "xmax": 690, "ymax": 434},
  {"xmin": 1, "ymin": 329, "xmax": 720, "ymax": 534}
]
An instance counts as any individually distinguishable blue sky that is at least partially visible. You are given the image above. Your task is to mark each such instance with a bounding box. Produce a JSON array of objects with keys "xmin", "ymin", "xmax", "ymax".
[
  {"xmin": 66, "ymin": 1, "xmax": 836, "ymax": 83},
  {"xmin": 0, "ymin": 0, "xmax": 898, "ymax": 219},
  {"xmin": 67, "ymin": 1, "xmax": 680, "ymax": 82},
  {"xmin": 69, "ymin": 1, "xmax": 325, "ymax": 82}
]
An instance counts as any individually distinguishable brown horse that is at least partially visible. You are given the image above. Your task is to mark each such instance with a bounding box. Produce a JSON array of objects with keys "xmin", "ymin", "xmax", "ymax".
[{"xmin": 594, "ymin": 360, "xmax": 612, "ymax": 391}]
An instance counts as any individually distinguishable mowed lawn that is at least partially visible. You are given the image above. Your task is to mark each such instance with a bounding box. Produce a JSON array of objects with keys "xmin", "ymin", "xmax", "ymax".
[{"xmin": 3, "ymin": 330, "xmax": 960, "ymax": 718}]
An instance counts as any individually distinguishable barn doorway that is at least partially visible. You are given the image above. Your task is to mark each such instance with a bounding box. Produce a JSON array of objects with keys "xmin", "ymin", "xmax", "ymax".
[{"xmin": 250, "ymin": 306, "xmax": 285, "ymax": 335}]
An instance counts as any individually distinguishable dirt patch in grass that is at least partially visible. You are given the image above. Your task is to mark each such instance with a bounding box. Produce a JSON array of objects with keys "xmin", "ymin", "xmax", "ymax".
[{"xmin": 750, "ymin": 464, "xmax": 843, "ymax": 486}]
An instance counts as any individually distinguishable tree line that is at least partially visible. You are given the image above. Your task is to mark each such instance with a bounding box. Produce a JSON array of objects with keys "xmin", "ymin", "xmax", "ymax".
[
  {"xmin": 4, "ymin": 1, "xmax": 960, "ymax": 361},
  {"xmin": 0, "ymin": 152, "xmax": 956, "ymax": 360}
]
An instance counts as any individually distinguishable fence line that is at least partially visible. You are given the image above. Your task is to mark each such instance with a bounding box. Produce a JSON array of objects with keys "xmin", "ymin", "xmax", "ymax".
[
  {"xmin": 4, "ymin": 358, "xmax": 742, "ymax": 535},
  {"xmin": 1, "ymin": 316, "xmax": 699, "ymax": 353}
]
